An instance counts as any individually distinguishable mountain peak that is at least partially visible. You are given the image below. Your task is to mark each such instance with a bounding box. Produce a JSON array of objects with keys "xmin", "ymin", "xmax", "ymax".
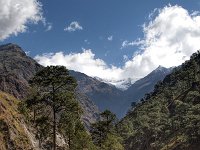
[
  {"xmin": 0, "ymin": 43, "xmax": 26, "ymax": 56},
  {"xmin": 154, "ymin": 65, "xmax": 166, "ymax": 71},
  {"xmin": 152, "ymin": 65, "xmax": 174, "ymax": 74}
]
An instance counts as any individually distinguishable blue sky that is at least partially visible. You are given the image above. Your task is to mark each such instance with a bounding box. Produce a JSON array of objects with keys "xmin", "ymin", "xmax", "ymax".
[
  {"xmin": 1, "ymin": 0, "xmax": 198, "ymax": 65},
  {"xmin": 1, "ymin": 0, "xmax": 200, "ymax": 88}
]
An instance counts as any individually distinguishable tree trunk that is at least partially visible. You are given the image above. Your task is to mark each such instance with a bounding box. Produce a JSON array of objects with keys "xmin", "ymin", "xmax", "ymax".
[
  {"xmin": 53, "ymin": 108, "xmax": 56, "ymax": 150},
  {"xmin": 53, "ymin": 84, "xmax": 56, "ymax": 150},
  {"xmin": 39, "ymin": 138, "xmax": 42, "ymax": 148},
  {"xmin": 33, "ymin": 108, "xmax": 36, "ymax": 123},
  {"xmin": 68, "ymin": 133, "xmax": 71, "ymax": 150}
]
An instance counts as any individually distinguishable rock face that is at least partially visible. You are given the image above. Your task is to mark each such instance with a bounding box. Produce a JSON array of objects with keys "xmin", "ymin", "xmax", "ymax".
[
  {"xmin": 0, "ymin": 43, "xmax": 99, "ymax": 126},
  {"xmin": 0, "ymin": 43, "xmax": 42, "ymax": 99},
  {"xmin": 76, "ymin": 92, "xmax": 100, "ymax": 128}
]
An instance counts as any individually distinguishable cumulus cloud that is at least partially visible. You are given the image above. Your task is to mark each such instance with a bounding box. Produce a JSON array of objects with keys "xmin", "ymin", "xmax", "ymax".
[
  {"xmin": 35, "ymin": 5, "xmax": 200, "ymax": 88},
  {"xmin": 0, "ymin": 0, "xmax": 43, "ymax": 40},
  {"xmin": 123, "ymin": 5, "xmax": 200, "ymax": 70},
  {"xmin": 108, "ymin": 35, "xmax": 113, "ymax": 41},
  {"xmin": 120, "ymin": 4, "xmax": 200, "ymax": 76},
  {"xmin": 35, "ymin": 49, "xmax": 123, "ymax": 81},
  {"xmin": 64, "ymin": 21, "xmax": 83, "ymax": 32}
]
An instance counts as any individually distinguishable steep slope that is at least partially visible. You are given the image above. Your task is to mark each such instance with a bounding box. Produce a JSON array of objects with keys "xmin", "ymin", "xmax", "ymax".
[
  {"xmin": 70, "ymin": 66, "xmax": 173, "ymax": 118},
  {"xmin": 0, "ymin": 43, "xmax": 173, "ymax": 120},
  {"xmin": 76, "ymin": 92, "xmax": 100, "ymax": 128},
  {"xmin": 0, "ymin": 43, "xmax": 99, "ymax": 126},
  {"xmin": 0, "ymin": 91, "xmax": 33, "ymax": 150},
  {"xmin": 0, "ymin": 43, "xmax": 43, "ymax": 99},
  {"xmin": 70, "ymin": 70, "xmax": 123, "ymax": 115},
  {"xmin": 120, "ymin": 66, "xmax": 172, "ymax": 116},
  {"xmin": 118, "ymin": 51, "xmax": 200, "ymax": 150}
]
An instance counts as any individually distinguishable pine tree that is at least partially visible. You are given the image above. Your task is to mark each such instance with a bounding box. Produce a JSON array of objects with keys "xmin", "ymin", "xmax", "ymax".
[
  {"xmin": 91, "ymin": 110, "xmax": 124, "ymax": 149},
  {"xmin": 25, "ymin": 66, "xmax": 77, "ymax": 150}
]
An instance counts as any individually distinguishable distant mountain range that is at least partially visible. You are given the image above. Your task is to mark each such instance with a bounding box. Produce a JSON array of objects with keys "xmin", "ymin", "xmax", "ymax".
[
  {"xmin": 0, "ymin": 43, "xmax": 172, "ymax": 119},
  {"xmin": 120, "ymin": 65, "xmax": 173, "ymax": 116},
  {"xmin": 70, "ymin": 70, "xmax": 124, "ymax": 116}
]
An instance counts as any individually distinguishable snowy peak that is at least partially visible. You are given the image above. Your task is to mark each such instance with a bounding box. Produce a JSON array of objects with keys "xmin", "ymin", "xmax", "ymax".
[
  {"xmin": 94, "ymin": 77, "xmax": 137, "ymax": 91},
  {"xmin": 94, "ymin": 66, "xmax": 172, "ymax": 91}
]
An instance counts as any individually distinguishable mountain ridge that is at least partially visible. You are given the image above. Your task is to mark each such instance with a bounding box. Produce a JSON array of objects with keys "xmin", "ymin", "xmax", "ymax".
[
  {"xmin": 0, "ymin": 43, "xmax": 173, "ymax": 119},
  {"xmin": 118, "ymin": 50, "xmax": 200, "ymax": 150},
  {"xmin": 0, "ymin": 43, "xmax": 100, "ymax": 127}
]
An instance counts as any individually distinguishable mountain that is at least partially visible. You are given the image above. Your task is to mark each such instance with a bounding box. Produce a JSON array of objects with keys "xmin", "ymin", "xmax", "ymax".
[
  {"xmin": 70, "ymin": 70, "xmax": 123, "ymax": 115},
  {"xmin": 0, "ymin": 43, "xmax": 174, "ymax": 120},
  {"xmin": 118, "ymin": 51, "xmax": 200, "ymax": 150},
  {"xmin": 0, "ymin": 43, "xmax": 99, "ymax": 127},
  {"xmin": 0, "ymin": 43, "xmax": 42, "ymax": 99},
  {"xmin": 70, "ymin": 66, "xmax": 173, "ymax": 119},
  {"xmin": 119, "ymin": 66, "xmax": 172, "ymax": 117},
  {"xmin": 95, "ymin": 77, "xmax": 136, "ymax": 90}
]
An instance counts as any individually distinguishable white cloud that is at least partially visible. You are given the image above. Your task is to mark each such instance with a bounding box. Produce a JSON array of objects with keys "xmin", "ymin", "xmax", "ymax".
[
  {"xmin": 35, "ymin": 5, "xmax": 200, "ymax": 88},
  {"xmin": 45, "ymin": 23, "xmax": 53, "ymax": 31},
  {"xmin": 108, "ymin": 35, "xmax": 113, "ymax": 41},
  {"xmin": 121, "ymin": 39, "xmax": 144, "ymax": 48},
  {"xmin": 35, "ymin": 49, "xmax": 123, "ymax": 81},
  {"xmin": 64, "ymin": 21, "xmax": 83, "ymax": 32},
  {"xmin": 0, "ymin": 0, "xmax": 43, "ymax": 40},
  {"xmin": 125, "ymin": 5, "xmax": 200, "ymax": 69},
  {"xmin": 123, "ymin": 55, "xmax": 128, "ymax": 61}
]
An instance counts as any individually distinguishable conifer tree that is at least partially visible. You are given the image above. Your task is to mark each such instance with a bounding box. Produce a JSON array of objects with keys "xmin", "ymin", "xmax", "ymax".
[{"xmin": 25, "ymin": 66, "xmax": 77, "ymax": 150}]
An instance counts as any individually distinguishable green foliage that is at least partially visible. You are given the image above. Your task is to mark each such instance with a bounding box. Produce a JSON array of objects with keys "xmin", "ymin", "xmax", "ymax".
[
  {"xmin": 101, "ymin": 133, "xmax": 124, "ymax": 150},
  {"xmin": 119, "ymin": 51, "xmax": 200, "ymax": 150},
  {"xmin": 71, "ymin": 130, "xmax": 97, "ymax": 150},
  {"xmin": 91, "ymin": 110, "xmax": 124, "ymax": 150},
  {"xmin": 20, "ymin": 66, "xmax": 95, "ymax": 150}
]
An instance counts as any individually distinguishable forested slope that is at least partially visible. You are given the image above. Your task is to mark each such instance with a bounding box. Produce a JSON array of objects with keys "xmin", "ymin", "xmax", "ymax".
[{"xmin": 118, "ymin": 51, "xmax": 200, "ymax": 150}]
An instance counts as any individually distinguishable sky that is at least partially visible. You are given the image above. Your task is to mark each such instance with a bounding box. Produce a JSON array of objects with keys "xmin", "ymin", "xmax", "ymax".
[{"xmin": 1, "ymin": 0, "xmax": 200, "ymax": 88}]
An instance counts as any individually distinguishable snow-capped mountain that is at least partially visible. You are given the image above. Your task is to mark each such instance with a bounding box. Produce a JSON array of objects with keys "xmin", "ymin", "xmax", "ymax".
[
  {"xmin": 78, "ymin": 65, "xmax": 173, "ymax": 118},
  {"xmin": 94, "ymin": 77, "xmax": 138, "ymax": 91}
]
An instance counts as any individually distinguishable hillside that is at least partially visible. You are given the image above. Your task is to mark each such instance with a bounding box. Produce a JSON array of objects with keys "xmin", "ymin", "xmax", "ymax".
[
  {"xmin": 70, "ymin": 70, "xmax": 123, "ymax": 116},
  {"xmin": 0, "ymin": 43, "xmax": 42, "ymax": 99},
  {"xmin": 120, "ymin": 66, "xmax": 172, "ymax": 116},
  {"xmin": 0, "ymin": 91, "xmax": 33, "ymax": 150},
  {"xmin": 0, "ymin": 43, "xmax": 175, "ymax": 120},
  {"xmin": 118, "ymin": 51, "xmax": 200, "ymax": 150},
  {"xmin": 0, "ymin": 43, "xmax": 99, "ymax": 126},
  {"xmin": 70, "ymin": 68, "xmax": 172, "ymax": 118}
]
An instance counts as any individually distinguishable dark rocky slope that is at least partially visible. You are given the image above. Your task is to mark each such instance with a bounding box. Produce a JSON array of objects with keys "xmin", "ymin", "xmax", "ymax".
[
  {"xmin": 70, "ymin": 70, "xmax": 123, "ymax": 115},
  {"xmin": 0, "ymin": 43, "xmax": 42, "ymax": 99},
  {"xmin": 0, "ymin": 43, "xmax": 99, "ymax": 126}
]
